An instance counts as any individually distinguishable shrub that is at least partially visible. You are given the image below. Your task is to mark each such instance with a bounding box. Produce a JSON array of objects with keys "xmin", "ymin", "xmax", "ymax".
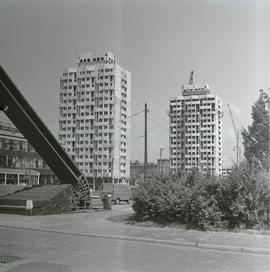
[
  {"xmin": 132, "ymin": 164, "xmax": 269, "ymax": 230},
  {"xmin": 218, "ymin": 162, "xmax": 269, "ymax": 229}
]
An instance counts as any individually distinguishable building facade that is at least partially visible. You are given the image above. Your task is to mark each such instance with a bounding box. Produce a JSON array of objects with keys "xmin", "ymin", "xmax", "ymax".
[
  {"xmin": 59, "ymin": 52, "xmax": 131, "ymax": 185},
  {"xmin": 130, "ymin": 159, "xmax": 170, "ymax": 179},
  {"xmin": 222, "ymin": 167, "xmax": 232, "ymax": 177},
  {"xmin": 169, "ymin": 80, "xmax": 222, "ymax": 176},
  {"xmin": 130, "ymin": 161, "xmax": 158, "ymax": 179},
  {"xmin": 0, "ymin": 121, "xmax": 58, "ymax": 185},
  {"xmin": 157, "ymin": 159, "xmax": 170, "ymax": 177}
]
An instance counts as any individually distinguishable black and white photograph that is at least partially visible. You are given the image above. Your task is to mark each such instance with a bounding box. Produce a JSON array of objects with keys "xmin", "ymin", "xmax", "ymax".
[{"xmin": 0, "ymin": 0, "xmax": 269, "ymax": 271}]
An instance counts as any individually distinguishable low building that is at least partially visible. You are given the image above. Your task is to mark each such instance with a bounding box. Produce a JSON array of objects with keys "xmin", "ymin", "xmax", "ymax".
[
  {"xmin": 0, "ymin": 167, "xmax": 40, "ymax": 185},
  {"xmin": 222, "ymin": 167, "xmax": 232, "ymax": 177},
  {"xmin": 0, "ymin": 121, "xmax": 59, "ymax": 186},
  {"xmin": 157, "ymin": 159, "xmax": 170, "ymax": 177},
  {"xmin": 130, "ymin": 159, "xmax": 170, "ymax": 180},
  {"xmin": 130, "ymin": 161, "xmax": 158, "ymax": 179}
]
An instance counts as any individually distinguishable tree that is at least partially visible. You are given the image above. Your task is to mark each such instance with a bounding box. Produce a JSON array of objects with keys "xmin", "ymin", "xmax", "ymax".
[{"xmin": 242, "ymin": 90, "xmax": 269, "ymax": 170}]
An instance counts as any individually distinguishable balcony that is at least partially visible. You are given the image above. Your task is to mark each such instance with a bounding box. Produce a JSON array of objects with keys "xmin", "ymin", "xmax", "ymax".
[
  {"xmin": 75, "ymin": 143, "xmax": 94, "ymax": 149},
  {"xmin": 103, "ymin": 143, "xmax": 113, "ymax": 148},
  {"xmin": 102, "ymin": 114, "xmax": 114, "ymax": 119},
  {"xmin": 102, "ymin": 128, "xmax": 114, "ymax": 134},
  {"xmin": 185, "ymin": 154, "xmax": 200, "ymax": 158},
  {"xmin": 93, "ymin": 165, "xmax": 103, "ymax": 170},
  {"xmin": 93, "ymin": 150, "xmax": 104, "ymax": 155},
  {"xmin": 94, "ymin": 108, "xmax": 104, "ymax": 113},
  {"xmin": 103, "ymin": 158, "xmax": 113, "ymax": 163}
]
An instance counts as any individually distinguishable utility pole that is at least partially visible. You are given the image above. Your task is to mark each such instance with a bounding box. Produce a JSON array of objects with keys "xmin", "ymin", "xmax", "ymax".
[
  {"xmin": 206, "ymin": 140, "xmax": 210, "ymax": 177},
  {"xmin": 144, "ymin": 103, "xmax": 148, "ymax": 182},
  {"xmin": 111, "ymin": 157, "xmax": 114, "ymax": 184}
]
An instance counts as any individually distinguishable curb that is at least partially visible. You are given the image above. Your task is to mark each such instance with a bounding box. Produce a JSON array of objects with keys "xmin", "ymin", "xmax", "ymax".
[
  {"xmin": 0, "ymin": 224, "xmax": 269, "ymax": 255},
  {"xmin": 197, "ymin": 243, "xmax": 270, "ymax": 255}
]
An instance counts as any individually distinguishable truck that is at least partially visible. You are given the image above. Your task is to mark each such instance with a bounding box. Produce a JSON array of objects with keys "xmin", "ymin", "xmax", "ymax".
[{"xmin": 102, "ymin": 183, "xmax": 131, "ymax": 204}]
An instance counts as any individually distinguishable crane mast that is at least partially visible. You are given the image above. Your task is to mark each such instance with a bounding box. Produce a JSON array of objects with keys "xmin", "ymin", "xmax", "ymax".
[{"xmin": 227, "ymin": 104, "xmax": 240, "ymax": 167}]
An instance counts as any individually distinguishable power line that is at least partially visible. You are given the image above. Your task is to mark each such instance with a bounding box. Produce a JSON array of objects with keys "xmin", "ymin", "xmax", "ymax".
[
  {"xmin": 113, "ymin": 110, "xmax": 144, "ymax": 124},
  {"xmin": 147, "ymin": 115, "xmax": 169, "ymax": 132},
  {"xmin": 133, "ymin": 135, "xmax": 144, "ymax": 139}
]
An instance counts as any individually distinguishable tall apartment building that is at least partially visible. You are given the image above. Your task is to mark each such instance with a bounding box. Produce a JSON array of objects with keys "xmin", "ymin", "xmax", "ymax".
[
  {"xmin": 59, "ymin": 52, "xmax": 131, "ymax": 185},
  {"xmin": 169, "ymin": 75, "xmax": 222, "ymax": 176}
]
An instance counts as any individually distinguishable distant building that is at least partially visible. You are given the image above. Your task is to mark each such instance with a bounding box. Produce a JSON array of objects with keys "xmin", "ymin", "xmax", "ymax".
[
  {"xmin": 59, "ymin": 52, "xmax": 131, "ymax": 186},
  {"xmin": 157, "ymin": 159, "xmax": 170, "ymax": 177},
  {"xmin": 222, "ymin": 167, "xmax": 232, "ymax": 177},
  {"xmin": 130, "ymin": 159, "xmax": 170, "ymax": 179},
  {"xmin": 0, "ymin": 122, "xmax": 58, "ymax": 185},
  {"xmin": 130, "ymin": 161, "xmax": 158, "ymax": 179},
  {"xmin": 169, "ymin": 73, "xmax": 223, "ymax": 176}
]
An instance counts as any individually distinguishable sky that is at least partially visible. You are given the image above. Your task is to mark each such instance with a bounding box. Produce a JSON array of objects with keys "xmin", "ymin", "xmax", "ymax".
[{"xmin": 0, "ymin": 0, "xmax": 269, "ymax": 167}]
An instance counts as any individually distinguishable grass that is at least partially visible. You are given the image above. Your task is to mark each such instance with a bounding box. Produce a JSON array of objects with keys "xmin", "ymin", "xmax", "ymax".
[{"xmin": 107, "ymin": 212, "xmax": 270, "ymax": 235}]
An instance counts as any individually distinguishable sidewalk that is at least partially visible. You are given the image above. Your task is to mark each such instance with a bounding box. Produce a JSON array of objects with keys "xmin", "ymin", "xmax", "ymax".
[{"xmin": 0, "ymin": 206, "xmax": 269, "ymax": 255}]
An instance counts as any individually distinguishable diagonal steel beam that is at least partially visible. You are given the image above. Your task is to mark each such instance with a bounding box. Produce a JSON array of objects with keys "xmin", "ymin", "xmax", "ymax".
[{"xmin": 0, "ymin": 66, "xmax": 82, "ymax": 189}]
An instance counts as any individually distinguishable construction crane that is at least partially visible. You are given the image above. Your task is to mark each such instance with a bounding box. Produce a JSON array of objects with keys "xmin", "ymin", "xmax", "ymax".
[
  {"xmin": 227, "ymin": 104, "xmax": 241, "ymax": 167},
  {"xmin": 189, "ymin": 70, "xmax": 194, "ymax": 85}
]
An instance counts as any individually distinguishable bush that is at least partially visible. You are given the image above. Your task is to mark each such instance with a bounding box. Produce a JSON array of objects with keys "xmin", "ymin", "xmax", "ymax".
[
  {"xmin": 218, "ymin": 162, "xmax": 269, "ymax": 229},
  {"xmin": 132, "ymin": 171, "xmax": 225, "ymax": 230},
  {"xmin": 132, "ymin": 164, "xmax": 269, "ymax": 230}
]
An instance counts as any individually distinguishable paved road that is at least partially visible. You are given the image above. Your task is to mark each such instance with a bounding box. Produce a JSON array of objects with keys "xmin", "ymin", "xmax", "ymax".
[
  {"xmin": 1, "ymin": 205, "xmax": 269, "ymax": 250},
  {"xmin": 0, "ymin": 226, "xmax": 269, "ymax": 272}
]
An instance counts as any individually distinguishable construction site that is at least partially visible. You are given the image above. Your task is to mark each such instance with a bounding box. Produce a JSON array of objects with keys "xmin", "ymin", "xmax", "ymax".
[{"xmin": 0, "ymin": 66, "xmax": 114, "ymax": 216}]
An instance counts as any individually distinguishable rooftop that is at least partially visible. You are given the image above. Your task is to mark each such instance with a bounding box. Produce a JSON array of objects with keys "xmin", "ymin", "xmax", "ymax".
[{"xmin": 78, "ymin": 52, "xmax": 115, "ymax": 65}]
